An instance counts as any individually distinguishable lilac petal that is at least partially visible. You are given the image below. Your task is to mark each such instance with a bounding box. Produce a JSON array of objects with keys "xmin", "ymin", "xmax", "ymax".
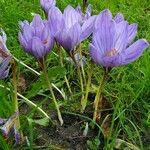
[
  {"xmin": 115, "ymin": 21, "xmax": 128, "ymax": 52},
  {"xmin": 103, "ymin": 54, "xmax": 123, "ymax": 67},
  {"xmin": 95, "ymin": 9, "xmax": 112, "ymax": 30},
  {"xmin": 114, "ymin": 13, "xmax": 124, "ymax": 23},
  {"xmin": 55, "ymin": 29, "xmax": 72, "ymax": 51},
  {"xmin": 0, "ymin": 29, "xmax": 8, "ymax": 52},
  {"xmin": 64, "ymin": 5, "xmax": 81, "ymax": 29},
  {"xmin": 127, "ymin": 23, "xmax": 138, "ymax": 44},
  {"xmin": 31, "ymin": 37, "xmax": 45, "ymax": 59},
  {"xmin": 0, "ymin": 118, "xmax": 6, "ymax": 125},
  {"xmin": 93, "ymin": 20, "xmax": 116, "ymax": 55},
  {"xmin": 43, "ymin": 35, "xmax": 54, "ymax": 53},
  {"xmin": 122, "ymin": 39, "xmax": 149, "ymax": 65},
  {"xmin": 18, "ymin": 32, "xmax": 28, "ymax": 50},
  {"xmin": 31, "ymin": 15, "xmax": 45, "ymax": 37},
  {"xmin": 0, "ymin": 57, "xmax": 11, "ymax": 79},
  {"xmin": 19, "ymin": 20, "xmax": 29, "ymax": 30},
  {"xmin": 0, "ymin": 29, "xmax": 7, "ymax": 43},
  {"xmin": 80, "ymin": 15, "xmax": 96, "ymax": 42},
  {"xmin": 13, "ymin": 125, "xmax": 21, "ymax": 146},
  {"xmin": 85, "ymin": 4, "xmax": 92, "ymax": 19},
  {"xmin": 89, "ymin": 44, "xmax": 103, "ymax": 65},
  {"xmin": 40, "ymin": 0, "xmax": 56, "ymax": 13},
  {"xmin": 69, "ymin": 23, "xmax": 81, "ymax": 50},
  {"xmin": 48, "ymin": 6, "xmax": 64, "ymax": 36},
  {"xmin": 22, "ymin": 24, "xmax": 34, "ymax": 42},
  {"xmin": 75, "ymin": 4, "xmax": 82, "ymax": 15},
  {"xmin": 74, "ymin": 53, "xmax": 86, "ymax": 67}
]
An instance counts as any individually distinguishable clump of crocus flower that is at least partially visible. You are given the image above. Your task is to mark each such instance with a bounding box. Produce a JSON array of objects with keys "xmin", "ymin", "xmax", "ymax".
[
  {"xmin": 19, "ymin": 14, "xmax": 54, "ymax": 60},
  {"xmin": 89, "ymin": 9, "xmax": 149, "ymax": 121},
  {"xmin": 18, "ymin": 14, "xmax": 64, "ymax": 125},
  {"xmin": 48, "ymin": 5, "xmax": 96, "ymax": 52},
  {"xmin": 89, "ymin": 9, "xmax": 149, "ymax": 67},
  {"xmin": 40, "ymin": 0, "xmax": 56, "ymax": 13}
]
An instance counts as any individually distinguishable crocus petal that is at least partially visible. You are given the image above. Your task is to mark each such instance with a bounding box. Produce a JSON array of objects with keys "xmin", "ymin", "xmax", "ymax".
[
  {"xmin": 69, "ymin": 23, "xmax": 81, "ymax": 50},
  {"xmin": 55, "ymin": 29, "xmax": 72, "ymax": 51},
  {"xmin": 18, "ymin": 32, "xmax": 28, "ymax": 50},
  {"xmin": 114, "ymin": 13, "xmax": 124, "ymax": 23},
  {"xmin": 31, "ymin": 37, "xmax": 45, "ymax": 59},
  {"xmin": 48, "ymin": 6, "xmax": 64, "ymax": 36},
  {"xmin": 64, "ymin": 5, "xmax": 81, "ymax": 29},
  {"xmin": 89, "ymin": 44, "xmax": 103, "ymax": 65},
  {"xmin": 80, "ymin": 15, "xmax": 96, "ymax": 42},
  {"xmin": 95, "ymin": 9, "xmax": 112, "ymax": 30},
  {"xmin": 0, "ymin": 57, "xmax": 10, "ymax": 79},
  {"xmin": 0, "ymin": 29, "xmax": 7, "ymax": 43},
  {"xmin": 103, "ymin": 54, "xmax": 123, "ymax": 67},
  {"xmin": 40, "ymin": 0, "xmax": 56, "ymax": 13},
  {"xmin": 31, "ymin": 15, "xmax": 45, "ymax": 37},
  {"xmin": 115, "ymin": 21, "xmax": 128, "ymax": 52},
  {"xmin": 122, "ymin": 39, "xmax": 149, "ymax": 65},
  {"xmin": 127, "ymin": 23, "xmax": 138, "ymax": 44},
  {"xmin": 22, "ymin": 24, "xmax": 34, "ymax": 42},
  {"xmin": 19, "ymin": 20, "xmax": 29, "ymax": 30},
  {"xmin": 85, "ymin": 4, "xmax": 92, "ymax": 19}
]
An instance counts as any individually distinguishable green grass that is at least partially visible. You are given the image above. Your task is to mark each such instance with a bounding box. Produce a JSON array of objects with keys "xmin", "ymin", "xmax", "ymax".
[{"xmin": 0, "ymin": 0, "xmax": 150, "ymax": 149}]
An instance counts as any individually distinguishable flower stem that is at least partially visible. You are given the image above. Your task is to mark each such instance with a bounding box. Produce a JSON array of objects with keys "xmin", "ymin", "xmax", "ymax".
[
  {"xmin": 81, "ymin": 62, "xmax": 93, "ymax": 112},
  {"xmin": 70, "ymin": 51, "xmax": 84, "ymax": 101},
  {"xmin": 93, "ymin": 68, "xmax": 108, "ymax": 123},
  {"xmin": 11, "ymin": 59, "xmax": 23, "ymax": 142},
  {"xmin": 57, "ymin": 44, "xmax": 72, "ymax": 96},
  {"xmin": 42, "ymin": 58, "xmax": 63, "ymax": 125}
]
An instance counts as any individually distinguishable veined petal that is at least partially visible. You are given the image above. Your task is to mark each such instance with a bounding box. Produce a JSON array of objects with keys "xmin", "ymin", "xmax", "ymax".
[
  {"xmin": 80, "ymin": 15, "xmax": 96, "ymax": 42},
  {"xmin": 48, "ymin": 6, "xmax": 64, "ymax": 36},
  {"xmin": 93, "ymin": 19, "xmax": 116, "ymax": 54},
  {"xmin": 127, "ymin": 23, "xmax": 138, "ymax": 44},
  {"xmin": 114, "ymin": 13, "xmax": 124, "ymax": 23},
  {"xmin": 31, "ymin": 14, "xmax": 44, "ymax": 37},
  {"xmin": 55, "ymin": 29, "xmax": 72, "ymax": 51},
  {"xmin": 89, "ymin": 44, "xmax": 103, "ymax": 65},
  {"xmin": 64, "ymin": 5, "xmax": 81, "ymax": 29},
  {"xmin": 19, "ymin": 20, "xmax": 29, "ymax": 30},
  {"xmin": 69, "ymin": 23, "xmax": 81, "ymax": 50},
  {"xmin": 95, "ymin": 9, "xmax": 112, "ymax": 30},
  {"xmin": 121, "ymin": 39, "xmax": 149, "ymax": 65},
  {"xmin": 18, "ymin": 32, "xmax": 28, "ymax": 50},
  {"xmin": 85, "ymin": 4, "xmax": 92, "ymax": 19},
  {"xmin": 31, "ymin": 37, "xmax": 45, "ymax": 59},
  {"xmin": 40, "ymin": 0, "xmax": 56, "ymax": 13},
  {"xmin": 22, "ymin": 24, "xmax": 34, "ymax": 42},
  {"xmin": 0, "ymin": 57, "xmax": 10, "ymax": 79},
  {"xmin": 115, "ymin": 21, "xmax": 128, "ymax": 52}
]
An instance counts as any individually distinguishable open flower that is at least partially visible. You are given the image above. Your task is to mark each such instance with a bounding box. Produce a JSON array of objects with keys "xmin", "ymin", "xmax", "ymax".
[
  {"xmin": 40, "ymin": 0, "xmax": 56, "ymax": 13},
  {"xmin": 0, "ymin": 29, "xmax": 11, "ymax": 79},
  {"xmin": 89, "ymin": 9, "xmax": 149, "ymax": 67},
  {"xmin": 48, "ymin": 5, "xmax": 96, "ymax": 51},
  {"xmin": 75, "ymin": 4, "xmax": 92, "ymax": 24},
  {"xmin": 18, "ymin": 14, "xmax": 54, "ymax": 59}
]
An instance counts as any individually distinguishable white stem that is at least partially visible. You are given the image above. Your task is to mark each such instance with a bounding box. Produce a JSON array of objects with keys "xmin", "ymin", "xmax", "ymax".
[
  {"xmin": 13, "ymin": 56, "xmax": 66, "ymax": 99},
  {"xmin": 0, "ymin": 85, "xmax": 50, "ymax": 119}
]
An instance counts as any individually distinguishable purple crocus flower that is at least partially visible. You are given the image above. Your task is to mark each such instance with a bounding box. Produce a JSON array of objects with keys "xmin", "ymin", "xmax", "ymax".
[
  {"xmin": 48, "ymin": 5, "xmax": 96, "ymax": 51},
  {"xmin": 40, "ymin": 0, "xmax": 56, "ymax": 13},
  {"xmin": 0, "ymin": 29, "xmax": 11, "ymax": 79},
  {"xmin": 89, "ymin": 9, "xmax": 149, "ymax": 67},
  {"xmin": 76, "ymin": 4, "xmax": 92, "ymax": 24},
  {"xmin": 18, "ymin": 14, "xmax": 54, "ymax": 59}
]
